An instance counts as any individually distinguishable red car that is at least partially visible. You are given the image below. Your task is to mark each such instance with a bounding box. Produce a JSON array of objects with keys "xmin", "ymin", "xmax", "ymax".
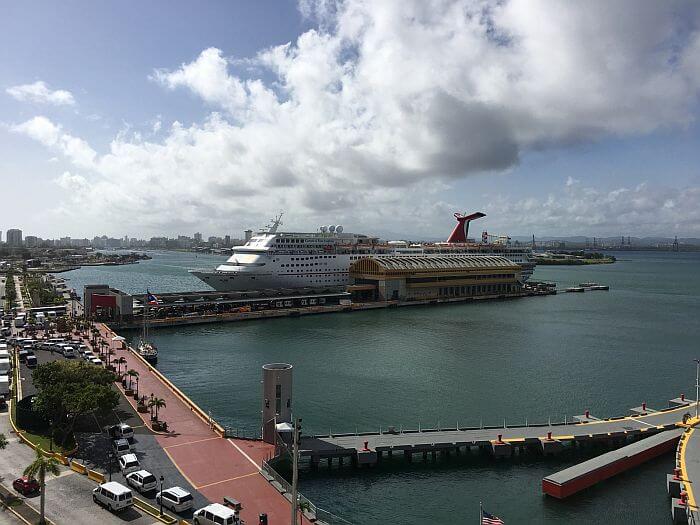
[{"xmin": 13, "ymin": 476, "xmax": 40, "ymax": 495}]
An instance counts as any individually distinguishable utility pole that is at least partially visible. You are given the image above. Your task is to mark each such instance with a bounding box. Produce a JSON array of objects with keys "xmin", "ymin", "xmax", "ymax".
[{"xmin": 290, "ymin": 417, "xmax": 301, "ymax": 525}]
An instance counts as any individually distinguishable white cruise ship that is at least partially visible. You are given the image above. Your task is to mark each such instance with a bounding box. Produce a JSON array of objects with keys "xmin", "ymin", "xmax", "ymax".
[{"xmin": 190, "ymin": 213, "xmax": 536, "ymax": 292}]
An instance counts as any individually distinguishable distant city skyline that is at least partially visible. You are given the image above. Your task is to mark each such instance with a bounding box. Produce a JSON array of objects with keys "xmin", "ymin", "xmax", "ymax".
[{"xmin": 1, "ymin": 1, "xmax": 700, "ymax": 238}]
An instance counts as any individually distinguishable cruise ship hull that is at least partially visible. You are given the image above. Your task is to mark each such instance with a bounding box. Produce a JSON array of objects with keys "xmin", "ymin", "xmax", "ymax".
[{"xmin": 190, "ymin": 257, "xmax": 535, "ymax": 292}]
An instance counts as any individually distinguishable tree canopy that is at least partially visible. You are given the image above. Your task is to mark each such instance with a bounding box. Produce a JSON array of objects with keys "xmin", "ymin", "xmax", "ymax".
[{"xmin": 32, "ymin": 360, "xmax": 119, "ymax": 445}]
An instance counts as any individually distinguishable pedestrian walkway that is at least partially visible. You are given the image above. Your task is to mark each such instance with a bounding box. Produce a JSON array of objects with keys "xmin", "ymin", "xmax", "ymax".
[{"xmin": 96, "ymin": 323, "xmax": 309, "ymax": 524}]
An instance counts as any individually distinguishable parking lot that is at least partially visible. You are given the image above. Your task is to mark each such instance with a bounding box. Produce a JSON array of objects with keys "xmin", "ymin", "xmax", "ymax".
[{"xmin": 14, "ymin": 336, "xmax": 209, "ymax": 521}]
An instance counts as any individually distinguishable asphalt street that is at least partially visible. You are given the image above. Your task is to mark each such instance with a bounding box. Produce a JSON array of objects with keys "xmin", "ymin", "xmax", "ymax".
[{"xmin": 17, "ymin": 345, "xmax": 209, "ymax": 521}]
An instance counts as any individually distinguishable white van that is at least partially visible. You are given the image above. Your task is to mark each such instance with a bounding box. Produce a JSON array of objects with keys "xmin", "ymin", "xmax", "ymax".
[
  {"xmin": 0, "ymin": 375, "xmax": 10, "ymax": 397},
  {"xmin": 62, "ymin": 346, "xmax": 77, "ymax": 358},
  {"xmin": 92, "ymin": 481, "xmax": 133, "ymax": 512},
  {"xmin": 193, "ymin": 503, "xmax": 236, "ymax": 525}
]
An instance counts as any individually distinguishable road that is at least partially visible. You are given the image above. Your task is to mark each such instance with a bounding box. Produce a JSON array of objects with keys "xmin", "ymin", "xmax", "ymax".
[
  {"xmin": 0, "ymin": 412, "xmax": 154, "ymax": 525},
  {"xmin": 17, "ymin": 341, "xmax": 209, "ymax": 521}
]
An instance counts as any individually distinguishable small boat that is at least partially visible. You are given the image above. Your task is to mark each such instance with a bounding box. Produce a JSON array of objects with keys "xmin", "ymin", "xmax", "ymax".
[
  {"xmin": 137, "ymin": 290, "xmax": 158, "ymax": 364},
  {"xmin": 579, "ymin": 282, "xmax": 599, "ymax": 288},
  {"xmin": 566, "ymin": 287, "xmax": 585, "ymax": 293},
  {"xmin": 590, "ymin": 285, "xmax": 609, "ymax": 291},
  {"xmin": 137, "ymin": 340, "xmax": 158, "ymax": 364}
]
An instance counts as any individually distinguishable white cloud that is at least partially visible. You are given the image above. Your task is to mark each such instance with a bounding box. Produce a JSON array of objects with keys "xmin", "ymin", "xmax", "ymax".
[
  {"xmin": 11, "ymin": 0, "xmax": 700, "ymax": 236},
  {"xmin": 6, "ymin": 81, "xmax": 75, "ymax": 106},
  {"xmin": 12, "ymin": 116, "xmax": 96, "ymax": 169},
  {"xmin": 485, "ymin": 181, "xmax": 700, "ymax": 236}
]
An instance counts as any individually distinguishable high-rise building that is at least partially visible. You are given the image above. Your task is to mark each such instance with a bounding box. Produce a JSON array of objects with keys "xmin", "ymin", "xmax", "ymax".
[
  {"xmin": 194, "ymin": 232, "xmax": 203, "ymax": 243},
  {"xmin": 6, "ymin": 229, "xmax": 22, "ymax": 247},
  {"xmin": 224, "ymin": 235, "xmax": 231, "ymax": 247},
  {"xmin": 24, "ymin": 235, "xmax": 40, "ymax": 248},
  {"xmin": 244, "ymin": 229, "xmax": 253, "ymax": 242}
]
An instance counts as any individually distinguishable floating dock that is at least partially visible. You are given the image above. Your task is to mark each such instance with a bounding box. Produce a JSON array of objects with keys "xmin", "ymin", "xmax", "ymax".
[{"xmin": 542, "ymin": 427, "xmax": 683, "ymax": 498}]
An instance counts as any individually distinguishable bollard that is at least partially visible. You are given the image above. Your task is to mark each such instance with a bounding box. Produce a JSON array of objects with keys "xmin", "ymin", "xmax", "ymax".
[
  {"xmin": 642, "ymin": 402, "xmax": 646, "ymax": 411},
  {"xmin": 363, "ymin": 440, "xmax": 369, "ymax": 451},
  {"xmin": 585, "ymin": 410, "xmax": 590, "ymax": 419},
  {"xmin": 674, "ymin": 467, "xmax": 681, "ymax": 480},
  {"xmin": 681, "ymin": 491, "xmax": 688, "ymax": 506},
  {"xmin": 497, "ymin": 434, "xmax": 503, "ymax": 443},
  {"xmin": 682, "ymin": 393, "xmax": 686, "ymax": 401},
  {"xmin": 547, "ymin": 431, "xmax": 552, "ymax": 441}
]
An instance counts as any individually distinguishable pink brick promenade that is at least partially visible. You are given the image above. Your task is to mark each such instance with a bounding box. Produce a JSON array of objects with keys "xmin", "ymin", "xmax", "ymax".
[{"xmin": 93, "ymin": 323, "xmax": 309, "ymax": 525}]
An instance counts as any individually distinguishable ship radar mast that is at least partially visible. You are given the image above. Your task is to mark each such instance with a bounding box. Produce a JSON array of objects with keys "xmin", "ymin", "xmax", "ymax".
[{"xmin": 264, "ymin": 212, "xmax": 284, "ymax": 234}]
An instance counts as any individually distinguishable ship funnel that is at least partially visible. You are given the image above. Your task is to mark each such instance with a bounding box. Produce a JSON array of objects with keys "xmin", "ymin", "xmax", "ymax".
[
  {"xmin": 447, "ymin": 212, "xmax": 486, "ymax": 243},
  {"xmin": 336, "ymin": 225, "xmax": 343, "ymax": 233},
  {"xmin": 328, "ymin": 225, "xmax": 336, "ymax": 233}
]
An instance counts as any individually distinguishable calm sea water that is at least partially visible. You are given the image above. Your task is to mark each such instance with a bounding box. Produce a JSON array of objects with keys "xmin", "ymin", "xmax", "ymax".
[{"xmin": 59, "ymin": 250, "xmax": 700, "ymax": 524}]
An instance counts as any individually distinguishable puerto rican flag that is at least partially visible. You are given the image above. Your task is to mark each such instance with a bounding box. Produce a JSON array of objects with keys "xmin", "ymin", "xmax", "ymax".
[
  {"xmin": 482, "ymin": 509, "xmax": 504, "ymax": 525},
  {"xmin": 146, "ymin": 290, "xmax": 159, "ymax": 305}
]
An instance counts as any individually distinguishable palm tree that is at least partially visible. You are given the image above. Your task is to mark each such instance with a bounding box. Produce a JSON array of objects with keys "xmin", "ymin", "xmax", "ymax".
[
  {"xmin": 107, "ymin": 349, "xmax": 116, "ymax": 367},
  {"xmin": 116, "ymin": 357, "xmax": 128, "ymax": 375},
  {"xmin": 24, "ymin": 450, "xmax": 61, "ymax": 525},
  {"xmin": 126, "ymin": 369, "xmax": 139, "ymax": 390},
  {"xmin": 149, "ymin": 397, "xmax": 167, "ymax": 422}
]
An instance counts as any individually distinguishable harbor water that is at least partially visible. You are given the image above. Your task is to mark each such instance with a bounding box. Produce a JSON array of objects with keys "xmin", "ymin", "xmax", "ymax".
[{"xmin": 59, "ymin": 250, "xmax": 700, "ymax": 523}]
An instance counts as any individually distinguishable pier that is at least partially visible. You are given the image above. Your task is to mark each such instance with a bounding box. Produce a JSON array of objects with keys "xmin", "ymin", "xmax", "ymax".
[{"xmin": 296, "ymin": 398, "xmax": 697, "ymax": 470}]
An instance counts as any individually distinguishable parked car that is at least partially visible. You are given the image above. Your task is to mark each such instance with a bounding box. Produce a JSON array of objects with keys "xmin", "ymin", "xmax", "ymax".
[
  {"xmin": 112, "ymin": 438, "xmax": 132, "ymax": 456},
  {"xmin": 18, "ymin": 349, "xmax": 28, "ymax": 362},
  {"xmin": 193, "ymin": 503, "xmax": 236, "ymax": 525},
  {"xmin": 26, "ymin": 355, "xmax": 38, "ymax": 368},
  {"xmin": 156, "ymin": 486, "xmax": 194, "ymax": 513},
  {"xmin": 13, "ymin": 476, "xmax": 40, "ymax": 495},
  {"xmin": 62, "ymin": 346, "xmax": 77, "ymax": 358},
  {"xmin": 125, "ymin": 470, "xmax": 157, "ymax": 493},
  {"xmin": 92, "ymin": 481, "xmax": 133, "ymax": 512},
  {"xmin": 118, "ymin": 453, "xmax": 140, "ymax": 475},
  {"xmin": 90, "ymin": 358, "xmax": 103, "ymax": 366},
  {"xmin": 108, "ymin": 423, "xmax": 134, "ymax": 440}
]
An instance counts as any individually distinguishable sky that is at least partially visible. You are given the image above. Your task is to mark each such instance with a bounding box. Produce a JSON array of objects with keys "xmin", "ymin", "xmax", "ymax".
[{"xmin": 1, "ymin": 0, "xmax": 700, "ymax": 241}]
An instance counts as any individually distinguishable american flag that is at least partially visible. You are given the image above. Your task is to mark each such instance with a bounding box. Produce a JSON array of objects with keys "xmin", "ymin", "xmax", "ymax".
[
  {"xmin": 482, "ymin": 508, "xmax": 504, "ymax": 525},
  {"xmin": 146, "ymin": 290, "xmax": 159, "ymax": 305}
]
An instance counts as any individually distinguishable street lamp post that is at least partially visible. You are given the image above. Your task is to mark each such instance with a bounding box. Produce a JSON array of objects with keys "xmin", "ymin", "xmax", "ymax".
[
  {"xmin": 694, "ymin": 359, "xmax": 700, "ymax": 420},
  {"xmin": 290, "ymin": 417, "xmax": 301, "ymax": 525},
  {"xmin": 159, "ymin": 476, "xmax": 164, "ymax": 516},
  {"xmin": 135, "ymin": 376, "xmax": 139, "ymax": 398},
  {"xmin": 108, "ymin": 452, "xmax": 114, "ymax": 482}
]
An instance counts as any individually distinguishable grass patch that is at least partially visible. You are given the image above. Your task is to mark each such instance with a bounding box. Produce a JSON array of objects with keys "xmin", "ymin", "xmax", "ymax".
[
  {"xmin": 19, "ymin": 429, "xmax": 75, "ymax": 455},
  {"xmin": 11, "ymin": 394, "xmax": 76, "ymax": 455}
]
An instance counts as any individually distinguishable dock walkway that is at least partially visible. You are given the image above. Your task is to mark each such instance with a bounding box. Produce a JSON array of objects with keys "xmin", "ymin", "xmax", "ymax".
[
  {"xmin": 95, "ymin": 324, "xmax": 310, "ymax": 525},
  {"xmin": 300, "ymin": 400, "xmax": 698, "ymax": 467},
  {"xmin": 674, "ymin": 419, "xmax": 700, "ymax": 523}
]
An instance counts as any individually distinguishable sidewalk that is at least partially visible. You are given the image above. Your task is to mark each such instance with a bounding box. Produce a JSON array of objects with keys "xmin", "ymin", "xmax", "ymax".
[{"xmin": 96, "ymin": 323, "xmax": 309, "ymax": 524}]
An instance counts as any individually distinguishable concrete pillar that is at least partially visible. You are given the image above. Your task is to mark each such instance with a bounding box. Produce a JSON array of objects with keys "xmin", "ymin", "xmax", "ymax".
[{"xmin": 261, "ymin": 363, "xmax": 293, "ymax": 444}]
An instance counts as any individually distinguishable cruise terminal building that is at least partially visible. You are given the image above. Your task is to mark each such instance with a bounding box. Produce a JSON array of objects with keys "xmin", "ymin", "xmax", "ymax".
[{"xmin": 348, "ymin": 255, "xmax": 522, "ymax": 302}]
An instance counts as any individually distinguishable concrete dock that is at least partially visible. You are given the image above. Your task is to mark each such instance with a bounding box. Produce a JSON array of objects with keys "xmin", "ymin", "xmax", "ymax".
[
  {"xmin": 298, "ymin": 399, "xmax": 698, "ymax": 469},
  {"xmin": 542, "ymin": 427, "xmax": 683, "ymax": 498},
  {"xmin": 670, "ymin": 418, "xmax": 700, "ymax": 523}
]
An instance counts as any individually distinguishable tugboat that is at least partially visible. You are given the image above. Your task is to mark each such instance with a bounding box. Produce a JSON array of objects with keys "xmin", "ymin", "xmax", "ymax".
[{"xmin": 137, "ymin": 290, "xmax": 158, "ymax": 364}]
